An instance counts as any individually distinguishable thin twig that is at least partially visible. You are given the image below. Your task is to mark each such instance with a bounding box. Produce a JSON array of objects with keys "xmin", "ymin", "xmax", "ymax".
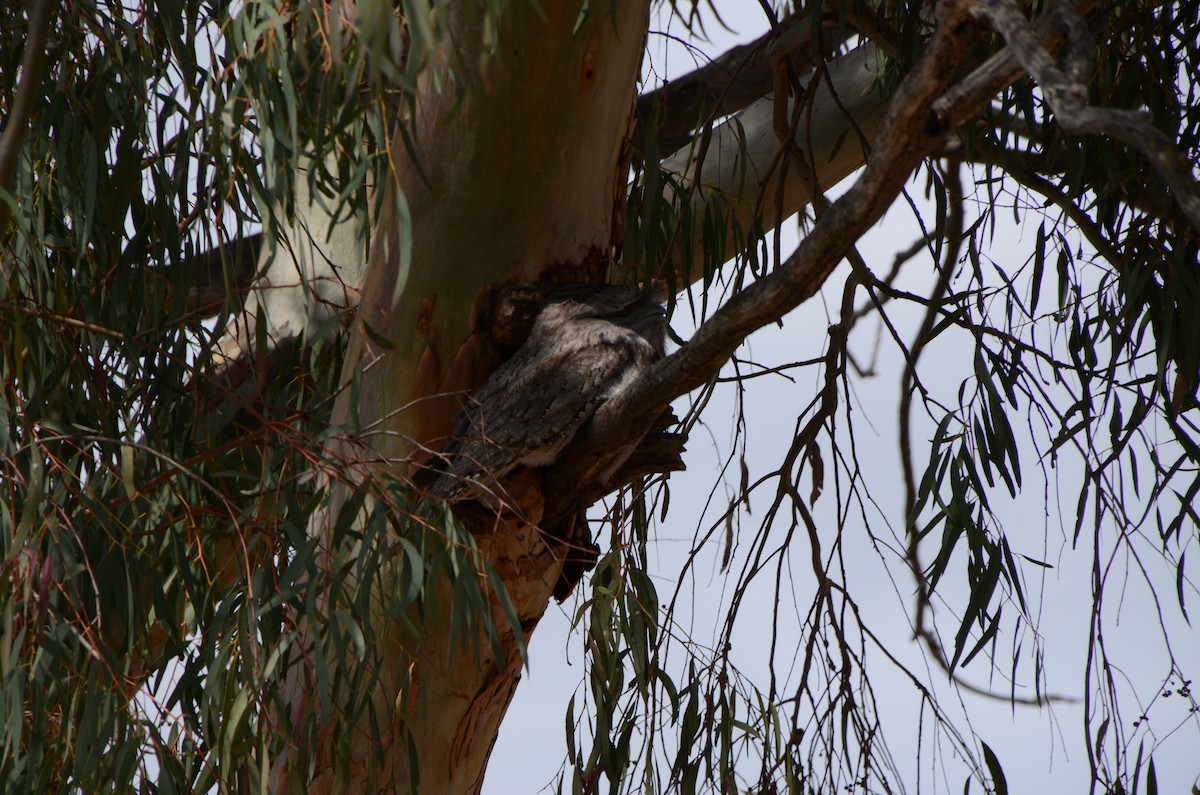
[
  {"xmin": 5, "ymin": 301, "xmax": 126, "ymax": 340},
  {"xmin": 966, "ymin": 0, "xmax": 1200, "ymax": 230},
  {"xmin": 546, "ymin": 0, "xmax": 987, "ymax": 524}
]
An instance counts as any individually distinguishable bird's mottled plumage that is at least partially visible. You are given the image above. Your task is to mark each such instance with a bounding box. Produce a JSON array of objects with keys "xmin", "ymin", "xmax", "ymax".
[{"xmin": 426, "ymin": 283, "xmax": 666, "ymax": 504}]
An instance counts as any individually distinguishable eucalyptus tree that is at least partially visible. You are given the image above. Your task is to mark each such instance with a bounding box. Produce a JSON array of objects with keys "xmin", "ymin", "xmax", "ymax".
[{"xmin": 1, "ymin": 0, "xmax": 1197, "ymax": 792}]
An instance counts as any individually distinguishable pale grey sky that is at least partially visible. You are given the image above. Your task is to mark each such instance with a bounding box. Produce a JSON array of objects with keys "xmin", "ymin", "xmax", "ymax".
[{"xmin": 486, "ymin": 5, "xmax": 1200, "ymax": 792}]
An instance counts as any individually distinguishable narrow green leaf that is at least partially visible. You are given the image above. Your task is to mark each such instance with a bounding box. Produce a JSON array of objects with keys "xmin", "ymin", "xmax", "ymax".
[
  {"xmin": 950, "ymin": 549, "xmax": 1002, "ymax": 671},
  {"xmin": 980, "ymin": 741, "xmax": 1008, "ymax": 795},
  {"xmin": 1030, "ymin": 222, "xmax": 1046, "ymax": 314},
  {"xmin": 960, "ymin": 607, "xmax": 1003, "ymax": 668},
  {"xmin": 485, "ymin": 560, "xmax": 527, "ymax": 666}
]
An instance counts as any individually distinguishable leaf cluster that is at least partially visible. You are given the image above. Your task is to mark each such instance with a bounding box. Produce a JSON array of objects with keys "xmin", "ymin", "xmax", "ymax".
[{"xmin": 0, "ymin": 1, "xmax": 518, "ymax": 791}]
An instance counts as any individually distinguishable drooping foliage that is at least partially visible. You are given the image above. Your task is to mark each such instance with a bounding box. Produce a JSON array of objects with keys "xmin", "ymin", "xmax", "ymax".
[
  {"xmin": 1, "ymin": 0, "xmax": 1197, "ymax": 792},
  {"xmin": 0, "ymin": 0, "xmax": 427, "ymax": 789},
  {"xmin": 575, "ymin": 2, "xmax": 1200, "ymax": 792}
]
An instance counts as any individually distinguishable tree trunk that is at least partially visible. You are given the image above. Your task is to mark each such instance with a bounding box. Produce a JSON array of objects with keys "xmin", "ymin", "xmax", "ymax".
[{"xmin": 272, "ymin": 2, "xmax": 653, "ymax": 791}]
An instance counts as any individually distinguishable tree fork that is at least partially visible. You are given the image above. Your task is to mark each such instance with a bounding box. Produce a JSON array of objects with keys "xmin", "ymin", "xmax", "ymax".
[{"xmin": 273, "ymin": 2, "xmax": 656, "ymax": 791}]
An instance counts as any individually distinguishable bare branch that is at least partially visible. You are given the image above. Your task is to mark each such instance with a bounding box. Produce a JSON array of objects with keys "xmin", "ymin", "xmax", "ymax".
[
  {"xmin": 656, "ymin": 43, "xmax": 889, "ymax": 284},
  {"xmin": 635, "ymin": 13, "xmax": 842, "ymax": 158},
  {"xmin": 967, "ymin": 0, "xmax": 1200, "ymax": 230},
  {"xmin": 547, "ymin": 0, "xmax": 987, "ymax": 523}
]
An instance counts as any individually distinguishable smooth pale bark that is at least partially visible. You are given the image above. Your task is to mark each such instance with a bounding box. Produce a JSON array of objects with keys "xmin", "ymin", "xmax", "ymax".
[
  {"xmin": 214, "ymin": 171, "xmax": 368, "ymax": 365},
  {"xmin": 665, "ymin": 44, "xmax": 888, "ymax": 281},
  {"xmin": 256, "ymin": 11, "xmax": 895, "ymax": 795},
  {"xmin": 272, "ymin": 2, "xmax": 655, "ymax": 792},
  {"xmin": 344, "ymin": 3, "xmax": 655, "ymax": 458},
  {"xmin": 221, "ymin": 45, "xmax": 890, "ymax": 374}
]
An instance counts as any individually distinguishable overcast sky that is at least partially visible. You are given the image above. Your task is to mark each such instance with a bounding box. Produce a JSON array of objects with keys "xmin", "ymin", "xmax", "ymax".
[{"xmin": 485, "ymin": 5, "xmax": 1200, "ymax": 792}]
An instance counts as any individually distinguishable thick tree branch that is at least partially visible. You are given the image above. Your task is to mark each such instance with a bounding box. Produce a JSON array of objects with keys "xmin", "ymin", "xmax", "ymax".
[
  {"xmin": 176, "ymin": 231, "xmax": 263, "ymax": 314},
  {"xmin": 546, "ymin": 0, "xmax": 988, "ymax": 524},
  {"xmin": 0, "ymin": 0, "xmax": 54, "ymax": 236},
  {"xmin": 635, "ymin": 12, "xmax": 841, "ymax": 159},
  {"xmin": 656, "ymin": 43, "xmax": 890, "ymax": 284},
  {"xmin": 635, "ymin": 29, "xmax": 775, "ymax": 158},
  {"xmin": 634, "ymin": 0, "xmax": 913, "ymax": 160},
  {"xmin": 970, "ymin": 0, "xmax": 1200, "ymax": 231},
  {"xmin": 555, "ymin": 0, "xmax": 1128, "ymax": 522}
]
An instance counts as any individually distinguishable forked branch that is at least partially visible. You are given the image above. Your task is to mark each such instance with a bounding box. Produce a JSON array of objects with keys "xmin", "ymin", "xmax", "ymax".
[
  {"xmin": 547, "ymin": 0, "xmax": 988, "ymax": 523},
  {"xmin": 968, "ymin": 0, "xmax": 1200, "ymax": 231}
]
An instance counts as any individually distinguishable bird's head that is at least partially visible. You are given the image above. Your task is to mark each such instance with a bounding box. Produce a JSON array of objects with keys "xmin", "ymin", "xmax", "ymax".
[{"xmin": 535, "ymin": 283, "xmax": 667, "ymax": 353}]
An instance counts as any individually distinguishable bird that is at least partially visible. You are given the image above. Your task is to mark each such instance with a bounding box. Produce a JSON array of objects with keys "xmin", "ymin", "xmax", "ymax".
[{"xmin": 423, "ymin": 282, "xmax": 667, "ymax": 505}]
